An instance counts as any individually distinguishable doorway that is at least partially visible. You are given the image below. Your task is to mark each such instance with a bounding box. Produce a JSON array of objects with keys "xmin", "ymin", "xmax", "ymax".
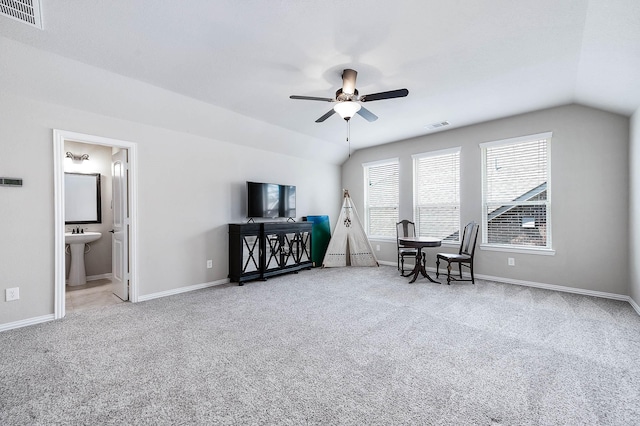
[{"xmin": 53, "ymin": 130, "xmax": 138, "ymax": 319}]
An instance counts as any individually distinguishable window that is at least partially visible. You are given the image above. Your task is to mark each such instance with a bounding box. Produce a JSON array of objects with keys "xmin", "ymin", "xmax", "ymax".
[
  {"xmin": 413, "ymin": 147, "xmax": 460, "ymax": 242},
  {"xmin": 480, "ymin": 132, "xmax": 551, "ymax": 250},
  {"xmin": 363, "ymin": 159, "xmax": 399, "ymax": 238}
]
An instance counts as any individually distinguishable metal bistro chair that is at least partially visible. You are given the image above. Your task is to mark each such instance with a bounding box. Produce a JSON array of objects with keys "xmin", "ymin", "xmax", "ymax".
[
  {"xmin": 396, "ymin": 220, "xmax": 423, "ymax": 275},
  {"xmin": 436, "ymin": 222, "xmax": 479, "ymax": 285}
]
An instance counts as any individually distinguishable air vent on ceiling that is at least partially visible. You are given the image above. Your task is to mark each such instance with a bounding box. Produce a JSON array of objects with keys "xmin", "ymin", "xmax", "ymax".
[
  {"xmin": 425, "ymin": 120, "xmax": 450, "ymax": 130},
  {"xmin": 0, "ymin": 0, "xmax": 43, "ymax": 29}
]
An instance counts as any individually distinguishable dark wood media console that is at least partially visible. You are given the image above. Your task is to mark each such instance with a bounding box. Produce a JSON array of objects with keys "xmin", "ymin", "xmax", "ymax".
[{"xmin": 228, "ymin": 222, "xmax": 312, "ymax": 285}]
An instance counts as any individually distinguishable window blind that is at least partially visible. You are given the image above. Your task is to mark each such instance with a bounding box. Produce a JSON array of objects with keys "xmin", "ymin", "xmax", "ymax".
[
  {"xmin": 481, "ymin": 135, "xmax": 551, "ymax": 248},
  {"xmin": 364, "ymin": 160, "xmax": 398, "ymax": 237},
  {"xmin": 413, "ymin": 148, "xmax": 460, "ymax": 241}
]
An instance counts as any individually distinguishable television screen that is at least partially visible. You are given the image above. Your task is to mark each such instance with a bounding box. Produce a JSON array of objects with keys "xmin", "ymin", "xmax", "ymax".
[
  {"xmin": 247, "ymin": 182, "xmax": 279, "ymax": 218},
  {"xmin": 280, "ymin": 185, "xmax": 296, "ymax": 218},
  {"xmin": 246, "ymin": 182, "xmax": 296, "ymax": 218}
]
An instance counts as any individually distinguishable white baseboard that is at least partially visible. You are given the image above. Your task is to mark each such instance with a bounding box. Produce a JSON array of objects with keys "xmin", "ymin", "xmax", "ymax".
[
  {"xmin": 4, "ymin": 269, "xmax": 638, "ymax": 333},
  {"xmin": 87, "ymin": 273, "xmax": 113, "ymax": 281},
  {"xmin": 1, "ymin": 279, "xmax": 230, "ymax": 332},
  {"xmin": 629, "ymin": 297, "xmax": 640, "ymax": 316},
  {"xmin": 0, "ymin": 314, "xmax": 55, "ymax": 333},
  {"xmin": 473, "ymin": 272, "xmax": 629, "ymax": 301},
  {"xmin": 381, "ymin": 261, "xmax": 637, "ymax": 314},
  {"xmin": 137, "ymin": 278, "xmax": 230, "ymax": 302},
  {"xmin": 65, "ymin": 273, "xmax": 113, "ymax": 285}
]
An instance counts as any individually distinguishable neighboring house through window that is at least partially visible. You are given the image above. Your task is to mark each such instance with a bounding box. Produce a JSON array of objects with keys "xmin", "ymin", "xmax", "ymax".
[
  {"xmin": 413, "ymin": 147, "xmax": 461, "ymax": 242},
  {"xmin": 363, "ymin": 158, "xmax": 399, "ymax": 238},
  {"xmin": 480, "ymin": 132, "xmax": 552, "ymax": 251}
]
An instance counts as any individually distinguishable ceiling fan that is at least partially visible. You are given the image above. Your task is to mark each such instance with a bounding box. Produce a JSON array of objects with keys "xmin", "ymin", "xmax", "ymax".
[{"xmin": 290, "ymin": 69, "xmax": 409, "ymax": 123}]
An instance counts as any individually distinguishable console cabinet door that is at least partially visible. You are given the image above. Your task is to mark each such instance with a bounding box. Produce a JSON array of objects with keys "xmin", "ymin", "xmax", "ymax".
[
  {"xmin": 241, "ymin": 234, "xmax": 260, "ymax": 274},
  {"xmin": 283, "ymin": 229, "xmax": 311, "ymax": 267},
  {"xmin": 264, "ymin": 230, "xmax": 283, "ymax": 272},
  {"xmin": 229, "ymin": 223, "xmax": 262, "ymax": 282}
]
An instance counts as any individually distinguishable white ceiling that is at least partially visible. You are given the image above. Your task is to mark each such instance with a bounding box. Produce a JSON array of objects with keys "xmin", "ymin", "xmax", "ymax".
[{"xmin": 1, "ymin": 0, "xmax": 639, "ymax": 159}]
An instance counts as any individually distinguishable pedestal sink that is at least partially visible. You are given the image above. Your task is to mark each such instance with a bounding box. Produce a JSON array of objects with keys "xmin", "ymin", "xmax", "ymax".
[{"xmin": 65, "ymin": 232, "xmax": 102, "ymax": 286}]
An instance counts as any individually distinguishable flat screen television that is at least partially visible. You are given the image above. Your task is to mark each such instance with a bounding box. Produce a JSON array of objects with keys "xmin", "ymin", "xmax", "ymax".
[
  {"xmin": 280, "ymin": 185, "xmax": 296, "ymax": 218},
  {"xmin": 247, "ymin": 181, "xmax": 296, "ymax": 218}
]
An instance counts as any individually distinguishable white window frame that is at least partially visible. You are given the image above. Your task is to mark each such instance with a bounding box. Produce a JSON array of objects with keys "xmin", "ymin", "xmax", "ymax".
[
  {"xmin": 480, "ymin": 132, "xmax": 554, "ymax": 255},
  {"xmin": 412, "ymin": 147, "xmax": 461, "ymax": 244},
  {"xmin": 363, "ymin": 158, "xmax": 399, "ymax": 240}
]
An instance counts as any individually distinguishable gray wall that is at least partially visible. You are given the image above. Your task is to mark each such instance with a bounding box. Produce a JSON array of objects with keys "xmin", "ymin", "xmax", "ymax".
[
  {"xmin": 343, "ymin": 104, "xmax": 630, "ymax": 295},
  {"xmin": 630, "ymin": 109, "xmax": 640, "ymax": 306},
  {"xmin": 0, "ymin": 40, "xmax": 342, "ymax": 327}
]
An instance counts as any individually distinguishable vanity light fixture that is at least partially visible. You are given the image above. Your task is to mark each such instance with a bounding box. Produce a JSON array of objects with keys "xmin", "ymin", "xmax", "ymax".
[{"xmin": 65, "ymin": 152, "xmax": 89, "ymax": 162}]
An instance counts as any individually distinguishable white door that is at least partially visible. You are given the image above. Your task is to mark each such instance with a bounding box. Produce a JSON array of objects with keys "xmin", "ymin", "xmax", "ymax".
[{"xmin": 111, "ymin": 149, "xmax": 129, "ymax": 301}]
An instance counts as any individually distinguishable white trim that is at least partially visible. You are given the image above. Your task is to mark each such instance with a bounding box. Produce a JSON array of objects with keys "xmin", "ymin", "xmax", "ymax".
[
  {"xmin": 53, "ymin": 129, "xmax": 139, "ymax": 319},
  {"xmin": 546, "ymin": 137, "xmax": 553, "ymax": 249},
  {"xmin": 411, "ymin": 146, "xmax": 461, "ymax": 160},
  {"xmin": 385, "ymin": 263, "xmax": 633, "ymax": 309},
  {"xmin": 137, "ymin": 278, "xmax": 230, "ymax": 302},
  {"xmin": 87, "ymin": 273, "xmax": 113, "ymax": 281},
  {"xmin": 629, "ymin": 297, "xmax": 640, "ymax": 316},
  {"xmin": 473, "ymin": 272, "xmax": 629, "ymax": 302},
  {"xmin": 480, "ymin": 133, "xmax": 552, "ymax": 251},
  {"xmin": 0, "ymin": 315, "xmax": 55, "ymax": 333},
  {"xmin": 127, "ymin": 143, "xmax": 139, "ymax": 302},
  {"xmin": 419, "ymin": 266, "xmax": 636, "ymax": 314},
  {"xmin": 4, "ymin": 271, "xmax": 637, "ymax": 333},
  {"xmin": 479, "ymin": 244, "xmax": 556, "ymax": 255},
  {"xmin": 478, "ymin": 131, "xmax": 553, "ymax": 149},
  {"xmin": 65, "ymin": 273, "xmax": 113, "ymax": 285},
  {"xmin": 53, "ymin": 134, "xmax": 66, "ymax": 319}
]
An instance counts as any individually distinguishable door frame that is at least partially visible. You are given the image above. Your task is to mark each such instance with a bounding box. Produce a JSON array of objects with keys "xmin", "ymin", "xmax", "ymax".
[{"xmin": 53, "ymin": 129, "xmax": 139, "ymax": 319}]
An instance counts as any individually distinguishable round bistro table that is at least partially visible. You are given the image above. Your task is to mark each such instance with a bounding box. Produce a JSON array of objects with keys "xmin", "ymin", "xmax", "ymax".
[{"xmin": 398, "ymin": 236, "xmax": 442, "ymax": 284}]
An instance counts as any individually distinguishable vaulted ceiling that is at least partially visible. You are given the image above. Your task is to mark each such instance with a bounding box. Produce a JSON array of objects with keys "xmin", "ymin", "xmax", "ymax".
[{"xmin": 1, "ymin": 0, "xmax": 639, "ymax": 162}]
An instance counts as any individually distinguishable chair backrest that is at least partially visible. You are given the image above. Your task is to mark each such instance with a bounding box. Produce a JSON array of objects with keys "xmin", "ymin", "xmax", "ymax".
[
  {"xmin": 459, "ymin": 222, "xmax": 479, "ymax": 256},
  {"xmin": 396, "ymin": 220, "xmax": 416, "ymax": 244}
]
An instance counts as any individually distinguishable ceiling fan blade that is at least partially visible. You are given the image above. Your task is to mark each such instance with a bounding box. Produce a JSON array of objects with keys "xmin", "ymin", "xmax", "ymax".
[
  {"xmin": 342, "ymin": 69, "xmax": 358, "ymax": 95},
  {"xmin": 360, "ymin": 88, "xmax": 409, "ymax": 102},
  {"xmin": 290, "ymin": 95, "xmax": 335, "ymax": 102},
  {"xmin": 315, "ymin": 109, "xmax": 336, "ymax": 123},
  {"xmin": 357, "ymin": 106, "xmax": 378, "ymax": 122}
]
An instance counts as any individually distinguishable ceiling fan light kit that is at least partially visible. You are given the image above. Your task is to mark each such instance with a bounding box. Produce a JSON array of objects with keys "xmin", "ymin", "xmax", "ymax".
[{"xmin": 334, "ymin": 101, "xmax": 361, "ymax": 120}]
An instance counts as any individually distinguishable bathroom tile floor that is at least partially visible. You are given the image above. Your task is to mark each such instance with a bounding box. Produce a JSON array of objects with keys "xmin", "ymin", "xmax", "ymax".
[{"xmin": 66, "ymin": 278, "xmax": 124, "ymax": 313}]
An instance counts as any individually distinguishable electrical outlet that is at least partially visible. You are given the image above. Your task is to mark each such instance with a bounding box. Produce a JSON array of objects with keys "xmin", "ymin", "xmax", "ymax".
[
  {"xmin": 6, "ymin": 287, "xmax": 19, "ymax": 301},
  {"xmin": 508, "ymin": 257, "xmax": 515, "ymax": 266},
  {"xmin": 207, "ymin": 260, "xmax": 213, "ymax": 269},
  {"xmin": 376, "ymin": 244, "xmax": 380, "ymax": 251}
]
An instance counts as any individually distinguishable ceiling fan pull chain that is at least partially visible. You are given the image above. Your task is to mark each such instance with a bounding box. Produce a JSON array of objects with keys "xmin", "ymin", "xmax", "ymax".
[{"xmin": 347, "ymin": 119, "xmax": 351, "ymax": 158}]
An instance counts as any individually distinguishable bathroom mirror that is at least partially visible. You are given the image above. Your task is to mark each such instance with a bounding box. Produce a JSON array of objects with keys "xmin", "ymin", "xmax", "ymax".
[{"xmin": 65, "ymin": 172, "xmax": 102, "ymax": 224}]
